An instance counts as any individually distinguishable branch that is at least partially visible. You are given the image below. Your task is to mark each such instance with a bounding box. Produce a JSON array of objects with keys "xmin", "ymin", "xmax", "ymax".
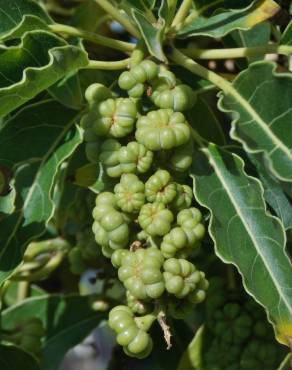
[
  {"xmin": 95, "ymin": 0, "xmax": 140, "ymax": 39},
  {"xmin": 171, "ymin": 0, "xmax": 193, "ymax": 28},
  {"xmin": 49, "ymin": 24, "xmax": 135, "ymax": 53},
  {"xmin": 179, "ymin": 44, "xmax": 292, "ymax": 59},
  {"xmin": 86, "ymin": 58, "xmax": 130, "ymax": 70}
]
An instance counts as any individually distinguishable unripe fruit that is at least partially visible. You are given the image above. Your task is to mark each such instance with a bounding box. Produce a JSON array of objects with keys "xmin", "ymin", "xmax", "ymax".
[
  {"xmin": 114, "ymin": 174, "xmax": 145, "ymax": 213},
  {"xmin": 138, "ymin": 202, "xmax": 174, "ymax": 237},
  {"xmin": 119, "ymin": 141, "xmax": 153, "ymax": 174},
  {"xmin": 118, "ymin": 248, "xmax": 165, "ymax": 300},
  {"xmin": 99, "ymin": 139, "xmax": 122, "ymax": 177},
  {"xmin": 93, "ymin": 98, "xmax": 137, "ymax": 138},
  {"xmin": 163, "ymin": 258, "xmax": 208, "ymax": 301},
  {"xmin": 145, "ymin": 169, "xmax": 177, "ymax": 204},
  {"xmin": 119, "ymin": 60, "xmax": 158, "ymax": 98},
  {"xmin": 171, "ymin": 184, "xmax": 193, "ymax": 211},
  {"xmin": 109, "ymin": 305, "xmax": 153, "ymax": 358},
  {"xmin": 170, "ymin": 139, "xmax": 194, "ymax": 172},
  {"xmin": 136, "ymin": 109, "xmax": 190, "ymax": 151}
]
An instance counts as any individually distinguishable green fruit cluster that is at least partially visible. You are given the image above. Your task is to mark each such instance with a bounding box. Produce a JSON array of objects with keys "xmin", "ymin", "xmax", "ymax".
[
  {"xmin": 202, "ymin": 279, "xmax": 286, "ymax": 370},
  {"xmin": 80, "ymin": 51, "xmax": 208, "ymax": 358},
  {"xmin": 108, "ymin": 305, "xmax": 153, "ymax": 358}
]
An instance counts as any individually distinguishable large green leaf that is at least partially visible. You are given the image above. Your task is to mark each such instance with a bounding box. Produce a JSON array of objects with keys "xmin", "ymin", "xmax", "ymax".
[
  {"xmin": 219, "ymin": 61, "xmax": 292, "ymax": 182},
  {"xmin": 0, "ymin": 100, "xmax": 82, "ymax": 284},
  {"xmin": 190, "ymin": 144, "xmax": 292, "ymax": 345},
  {"xmin": 0, "ymin": 344, "xmax": 40, "ymax": 370},
  {"xmin": 132, "ymin": 9, "xmax": 166, "ymax": 62},
  {"xmin": 0, "ymin": 30, "xmax": 88, "ymax": 117},
  {"xmin": 48, "ymin": 72, "xmax": 84, "ymax": 110},
  {"xmin": 177, "ymin": 0, "xmax": 279, "ymax": 38},
  {"xmin": 224, "ymin": 22, "xmax": 271, "ymax": 69},
  {"xmin": 2, "ymin": 294, "xmax": 105, "ymax": 370},
  {"xmin": 0, "ymin": 0, "xmax": 51, "ymax": 41},
  {"xmin": 186, "ymin": 96, "xmax": 226, "ymax": 145},
  {"xmin": 249, "ymin": 153, "xmax": 292, "ymax": 231}
]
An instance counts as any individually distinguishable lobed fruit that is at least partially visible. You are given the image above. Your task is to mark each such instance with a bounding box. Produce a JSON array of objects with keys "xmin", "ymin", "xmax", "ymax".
[
  {"xmin": 119, "ymin": 141, "xmax": 153, "ymax": 174},
  {"xmin": 118, "ymin": 248, "xmax": 165, "ymax": 300},
  {"xmin": 108, "ymin": 305, "xmax": 153, "ymax": 358},
  {"xmin": 150, "ymin": 70, "xmax": 195, "ymax": 112},
  {"xmin": 138, "ymin": 202, "xmax": 174, "ymax": 237},
  {"xmin": 92, "ymin": 98, "xmax": 137, "ymax": 138},
  {"xmin": 135, "ymin": 109, "xmax": 190, "ymax": 151},
  {"xmin": 145, "ymin": 169, "xmax": 177, "ymax": 205},
  {"xmin": 119, "ymin": 60, "xmax": 159, "ymax": 98},
  {"xmin": 114, "ymin": 174, "xmax": 145, "ymax": 213},
  {"xmin": 163, "ymin": 258, "xmax": 209, "ymax": 302}
]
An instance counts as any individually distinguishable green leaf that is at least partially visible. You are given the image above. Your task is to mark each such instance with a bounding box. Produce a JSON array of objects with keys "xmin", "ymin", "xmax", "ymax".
[
  {"xmin": 249, "ymin": 153, "xmax": 292, "ymax": 231},
  {"xmin": 0, "ymin": 0, "xmax": 51, "ymax": 41},
  {"xmin": 132, "ymin": 9, "xmax": 166, "ymax": 62},
  {"xmin": 0, "ymin": 100, "xmax": 82, "ymax": 284},
  {"xmin": 281, "ymin": 21, "xmax": 292, "ymax": 46},
  {"xmin": 71, "ymin": 0, "xmax": 105, "ymax": 32},
  {"xmin": 190, "ymin": 144, "xmax": 292, "ymax": 346},
  {"xmin": 177, "ymin": 326, "xmax": 204, "ymax": 370},
  {"xmin": 158, "ymin": 0, "xmax": 177, "ymax": 28},
  {"xmin": 0, "ymin": 30, "xmax": 88, "ymax": 117},
  {"xmin": 191, "ymin": 0, "xmax": 255, "ymax": 12},
  {"xmin": 122, "ymin": 0, "xmax": 156, "ymax": 13},
  {"xmin": 0, "ymin": 344, "xmax": 40, "ymax": 370},
  {"xmin": 219, "ymin": 61, "xmax": 292, "ymax": 182},
  {"xmin": 177, "ymin": 0, "xmax": 279, "ymax": 38},
  {"xmin": 48, "ymin": 72, "xmax": 84, "ymax": 110},
  {"xmin": 3, "ymin": 281, "xmax": 45, "ymax": 307},
  {"xmin": 186, "ymin": 96, "xmax": 226, "ymax": 145},
  {"xmin": 224, "ymin": 22, "xmax": 271, "ymax": 68},
  {"xmin": 0, "ymin": 188, "xmax": 16, "ymax": 215},
  {"xmin": 2, "ymin": 294, "xmax": 105, "ymax": 370}
]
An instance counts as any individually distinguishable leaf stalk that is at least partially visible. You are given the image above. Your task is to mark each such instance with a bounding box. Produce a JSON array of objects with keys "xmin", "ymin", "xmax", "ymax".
[
  {"xmin": 179, "ymin": 44, "xmax": 292, "ymax": 60},
  {"xmin": 94, "ymin": 0, "xmax": 140, "ymax": 39},
  {"xmin": 49, "ymin": 23, "xmax": 135, "ymax": 52}
]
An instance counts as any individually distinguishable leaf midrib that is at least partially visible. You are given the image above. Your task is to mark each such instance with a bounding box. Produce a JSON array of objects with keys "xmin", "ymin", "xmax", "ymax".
[
  {"xmin": 206, "ymin": 149, "xmax": 291, "ymax": 316},
  {"xmin": 229, "ymin": 79, "xmax": 292, "ymax": 162}
]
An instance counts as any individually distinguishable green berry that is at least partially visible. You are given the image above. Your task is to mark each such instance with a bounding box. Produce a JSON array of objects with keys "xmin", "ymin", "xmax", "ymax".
[
  {"xmin": 160, "ymin": 227, "xmax": 188, "ymax": 258},
  {"xmin": 99, "ymin": 139, "xmax": 122, "ymax": 177},
  {"xmin": 92, "ymin": 98, "xmax": 137, "ymax": 138},
  {"xmin": 108, "ymin": 305, "xmax": 153, "ymax": 358},
  {"xmin": 126, "ymin": 291, "xmax": 152, "ymax": 315},
  {"xmin": 163, "ymin": 258, "xmax": 208, "ymax": 301},
  {"xmin": 118, "ymin": 248, "xmax": 165, "ymax": 299},
  {"xmin": 84, "ymin": 83, "xmax": 112, "ymax": 106},
  {"xmin": 114, "ymin": 174, "xmax": 145, "ymax": 213},
  {"xmin": 111, "ymin": 249, "xmax": 129, "ymax": 268},
  {"xmin": 151, "ymin": 78, "xmax": 194, "ymax": 112},
  {"xmin": 119, "ymin": 141, "xmax": 153, "ymax": 174},
  {"xmin": 135, "ymin": 109, "xmax": 190, "ymax": 151},
  {"xmin": 119, "ymin": 60, "xmax": 158, "ymax": 98},
  {"xmin": 145, "ymin": 169, "xmax": 177, "ymax": 204},
  {"xmin": 171, "ymin": 184, "xmax": 193, "ymax": 211},
  {"xmin": 177, "ymin": 207, "xmax": 205, "ymax": 247},
  {"xmin": 138, "ymin": 203, "xmax": 174, "ymax": 237},
  {"xmin": 92, "ymin": 193, "xmax": 129, "ymax": 254},
  {"xmin": 170, "ymin": 139, "xmax": 194, "ymax": 172}
]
